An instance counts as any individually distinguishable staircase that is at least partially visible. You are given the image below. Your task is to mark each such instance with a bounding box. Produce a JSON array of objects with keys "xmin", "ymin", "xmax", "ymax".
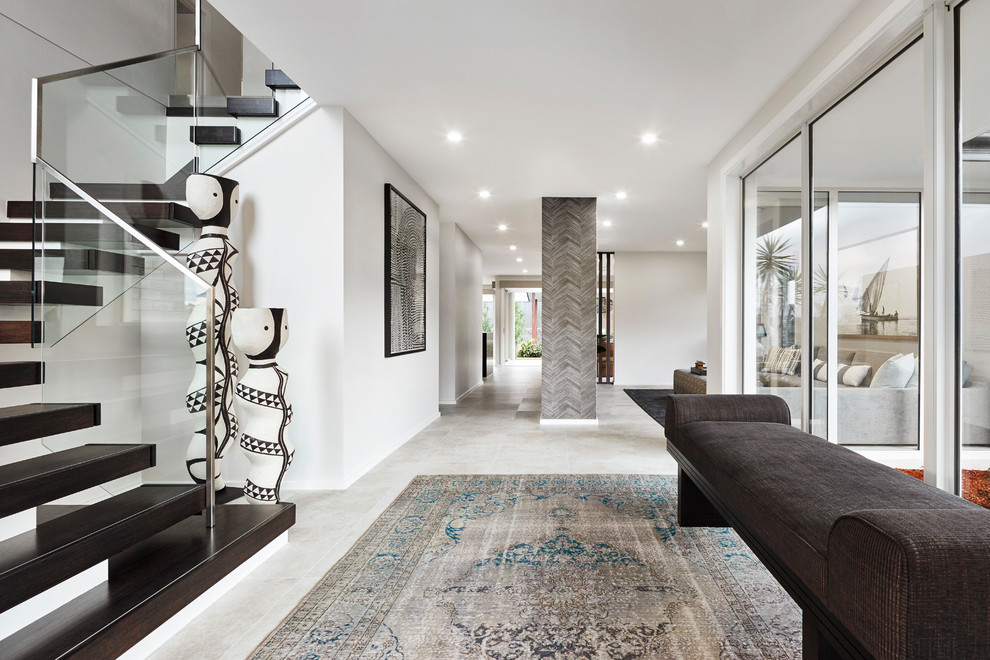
[
  {"xmin": 0, "ymin": 13, "xmax": 307, "ymax": 654},
  {"xmin": 0, "ymin": 186, "xmax": 294, "ymax": 657}
]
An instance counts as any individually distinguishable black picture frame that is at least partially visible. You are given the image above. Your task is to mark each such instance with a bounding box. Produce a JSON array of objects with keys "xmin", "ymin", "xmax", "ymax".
[{"xmin": 384, "ymin": 183, "xmax": 427, "ymax": 357}]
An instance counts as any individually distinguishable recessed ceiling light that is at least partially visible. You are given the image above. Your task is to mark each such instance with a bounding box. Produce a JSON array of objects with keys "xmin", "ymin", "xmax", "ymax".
[
  {"xmin": 509, "ymin": 244, "xmax": 517, "ymax": 251},
  {"xmin": 641, "ymin": 133, "xmax": 658, "ymax": 145},
  {"xmin": 479, "ymin": 190, "xmax": 491, "ymax": 199},
  {"xmin": 615, "ymin": 191, "xmax": 627, "ymax": 200},
  {"xmin": 497, "ymin": 223, "xmax": 507, "ymax": 231},
  {"xmin": 676, "ymin": 239, "xmax": 685, "ymax": 247},
  {"xmin": 701, "ymin": 221, "xmax": 709, "ymax": 229},
  {"xmin": 602, "ymin": 219, "xmax": 613, "ymax": 228},
  {"xmin": 522, "ymin": 269, "xmax": 528, "ymax": 273},
  {"xmin": 446, "ymin": 131, "xmax": 463, "ymax": 143},
  {"xmin": 516, "ymin": 257, "xmax": 523, "ymax": 263}
]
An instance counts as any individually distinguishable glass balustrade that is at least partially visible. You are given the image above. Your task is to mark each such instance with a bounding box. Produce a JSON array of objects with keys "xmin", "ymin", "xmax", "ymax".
[{"xmin": 32, "ymin": 162, "xmax": 216, "ymax": 504}]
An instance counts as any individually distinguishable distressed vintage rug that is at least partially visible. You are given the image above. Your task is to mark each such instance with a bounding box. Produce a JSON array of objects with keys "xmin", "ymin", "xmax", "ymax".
[{"xmin": 252, "ymin": 475, "xmax": 800, "ymax": 659}]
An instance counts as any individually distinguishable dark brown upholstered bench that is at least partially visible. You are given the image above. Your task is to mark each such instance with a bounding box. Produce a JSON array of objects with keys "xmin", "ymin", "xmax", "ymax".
[{"xmin": 664, "ymin": 393, "xmax": 990, "ymax": 660}]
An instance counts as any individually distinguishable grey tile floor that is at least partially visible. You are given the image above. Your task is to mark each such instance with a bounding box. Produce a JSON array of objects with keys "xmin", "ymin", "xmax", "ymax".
[{"xmin": 148, "ymin": 362, "xmax": 676, "ymax": 659}]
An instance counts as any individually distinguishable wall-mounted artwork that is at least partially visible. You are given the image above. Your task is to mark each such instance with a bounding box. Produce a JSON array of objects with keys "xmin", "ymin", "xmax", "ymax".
[{"xmin": 385, "ymin": 183, "xmax": 427, "ymax": 357}]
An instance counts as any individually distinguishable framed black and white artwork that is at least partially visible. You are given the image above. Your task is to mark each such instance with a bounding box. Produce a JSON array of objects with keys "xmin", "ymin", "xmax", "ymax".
[{"xmin": 384, "ymin": 183, "xmax": 427, "ymax": 357}]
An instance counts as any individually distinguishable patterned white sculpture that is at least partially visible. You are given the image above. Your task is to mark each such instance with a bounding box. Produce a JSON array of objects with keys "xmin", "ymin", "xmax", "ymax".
[
  {"xmin": 232, "ymin": 307, "xmax": 293, "ymax": 504},
  {"xmin": 184, "ymin": 174, "xmax": 240, "ymax": 491}
]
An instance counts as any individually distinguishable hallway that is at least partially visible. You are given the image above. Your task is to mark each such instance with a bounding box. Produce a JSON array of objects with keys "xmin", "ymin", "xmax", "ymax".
[{"xmin": 149, "ymin": 363, "xmax": 677, "ymax": 659}]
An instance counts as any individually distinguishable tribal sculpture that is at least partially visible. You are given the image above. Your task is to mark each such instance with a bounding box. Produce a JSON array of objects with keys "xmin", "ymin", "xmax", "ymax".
[
  {"xmin": 184, "ymin": 174, "xmax": 240, "ymax": 491},
  {"xmin": 232, "ymin": 307, "xmax": 293, "ymax": 504}
]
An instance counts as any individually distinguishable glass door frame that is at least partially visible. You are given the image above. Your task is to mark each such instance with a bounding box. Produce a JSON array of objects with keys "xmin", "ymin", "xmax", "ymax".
[{"xmin": 737, "ymin": 7, "xmax": 968, "ymax": 492}]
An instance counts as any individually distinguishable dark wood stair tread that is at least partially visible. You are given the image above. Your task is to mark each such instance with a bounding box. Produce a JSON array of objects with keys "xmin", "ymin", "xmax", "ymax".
[
  {"xmin": 49, "ymin": 164, "xmax": 192, "ymax": 201},
  {"xmin": 0, "ymin": 502, "xmax": 294, "ymax": 660},
  {"xmin": 0, "ymin": 321, "xmax": 41, "ymax": 344},
  {"xmin": 0, "ymin": 444, "xmax": 155, "ymax": 519},
  {"xmin": 226, "ymin": 96, "xmax": 279, "ymax": 117},
  {"xmin": 0, "ymin": 403, "xmax": 100, "ymax": 447},
  {"xmin": 266, "ymin": 69, "xmax": 300, "ymax": 90},
  {"xmin": 0, "ymin": 361, "xmax": 43, "ymax": 389},
  {"xmin": 0, "ymin": 222, "xmax": 181, "ymax": 251},
  {"xmin": 0, "ymin": 484, "xmax": 205, "ymax": 614},
  {"xmin": 0, "ymin": 281, "xmax": 103, "ymax": 307},
  {"xmin": 0, "ymin": 249, "xmax": 144, "ymax": 275},
  {"xmin": 190, "ymin": 125, "xmax": 241, "ymax": 145},
  {"xmin": 6, "ymin": 201, "xmax": 200, "ymax": 229}
]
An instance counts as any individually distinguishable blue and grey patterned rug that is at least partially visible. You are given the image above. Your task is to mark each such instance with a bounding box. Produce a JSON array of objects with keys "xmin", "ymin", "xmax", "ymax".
[{"xmin": 252, "ymin": 475, "xmax": 800, "ymax": 659}]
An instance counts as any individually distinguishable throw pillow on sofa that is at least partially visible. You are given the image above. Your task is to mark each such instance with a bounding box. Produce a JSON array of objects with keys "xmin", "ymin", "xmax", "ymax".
[
  {"xmin": 763, "ymin": 346, "xmax": 800, "ymax": 375},
  {"xmin": 871, "ymin": 353, "xmax": 915, "ymax": 388},
  {"xmin": 839, "ymin": 364, "xmax": 870, "ymax": 386},
  {"xmin": 813, "ymin": 360, "xmax": 869, "ymax": 386},
  {"xmin": 905, "ymin": 356, "xmax": 920, "ymax": 388}
]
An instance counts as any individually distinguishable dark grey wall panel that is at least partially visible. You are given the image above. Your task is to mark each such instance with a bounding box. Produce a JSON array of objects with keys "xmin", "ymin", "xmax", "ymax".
[{"xmin": 541, "ymin": 197, "xmax": 597, "ymax": 420}]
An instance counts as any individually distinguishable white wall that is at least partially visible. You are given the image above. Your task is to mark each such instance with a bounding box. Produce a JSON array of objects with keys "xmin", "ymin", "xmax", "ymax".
[
  {"xmin": 222, "ymin": 106, "xmax": 346, "ymax": 489},
  {"xmin": 0, "ymin": 1, "xmax": 175, "ymax": 211},
  {"xmin": 221, "ymin": 106, "xmax": 440, "ymax": 490},
  {"xmin": 439, "ymin": 222, "xmax": 483, "ymax": 404},
  {"xmin": 614, "ymin": 252, "xmax": 707, "ymax": 387},
  {"xmin": 341, "ymin": 110, "xmax": 440, "ymax": 486}
]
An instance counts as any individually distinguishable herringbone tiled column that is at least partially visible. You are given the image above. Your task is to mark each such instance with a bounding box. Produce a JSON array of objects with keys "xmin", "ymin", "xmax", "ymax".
[{"xmin": 541, "ymin": 197, "xmax": 597, "ymax": 421}]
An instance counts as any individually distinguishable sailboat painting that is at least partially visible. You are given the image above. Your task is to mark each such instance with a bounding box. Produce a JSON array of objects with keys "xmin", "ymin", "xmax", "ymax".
[{"xmin": 841, "ymin": 257, "xmax": 917, "ymax": 337}]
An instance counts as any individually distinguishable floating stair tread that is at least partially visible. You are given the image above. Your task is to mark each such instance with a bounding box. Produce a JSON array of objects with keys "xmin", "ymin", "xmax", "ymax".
[
  {"xmin": 0, "ymin": 223, "xmax": 181, "ymax": 251},
  {"xmin": 0, "ymin": 403, "xmax": 100, "ymax": 447},
  {"xmin": 0, "ymin": 321, "xmax": 41, "ymax": 344},
  {"xmin": 265, "ymin": 69, "xmax": 299, "ymax": 90},
  {"xmin": 0, "ymin": 444, "xmax": 155, "ymax": 519},
  {"xmin": 226, "ymin": 96, "xmax": 279, "ymax": 117},
  {"xmin": 50, "ymin": 181, "xmax": 184, "ymax": 201},
  {"xmin": 0, "ymin": 249, "xmax": 144, "ymax": 275},
  {"xmin": 0, "ymin": 281, "xmax": 103, "ymax": 306},
  {"xmin": 0, "ymin": 361, "xmax": 43, "ymax": 389},
  {"xmin": 0, "ymin": 502, "xmax": 294, "ymax": 660},
  {"xmin": 189, "ymin": 125, "xmax": 241, "ymax": 145},
  {"xmin": 6, "ymin": 201, "xmax": 199, "ymax": 228},
  {"xmin": 0, "ymin": 484, "xmax": 205, "ymax": 614},
  {"xmin": 49, "ymin": 164, "xmax": 193, "ymax": 201}
]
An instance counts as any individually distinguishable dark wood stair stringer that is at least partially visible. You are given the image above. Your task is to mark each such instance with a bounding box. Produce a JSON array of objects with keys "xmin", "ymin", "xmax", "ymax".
[
  {"xmin": 0, "ymin": 502, "xmax": 295, "ymax": 660},
  {"xmin": 0, "ymin": 484, "xmax": 206, "ymax": 614},
  {"xmin": 0, "ymin": 403, "xmax": 101, "ymax": 447},
  {"xmin": 0, "ymin": 444, "xmax": 155, "ymax": 519}
]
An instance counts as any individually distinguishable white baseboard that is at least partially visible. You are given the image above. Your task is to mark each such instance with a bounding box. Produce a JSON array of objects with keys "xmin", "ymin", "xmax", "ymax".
[
  {"xmin": 539, "ymin": 418, "xmax": 599, "ymax": 426},
  {"xmin": 336, "ymin": 412, "xmax": 442, "ymax": 490},
  {"xmin": 118, "ymin": 531, "xmax": 289, "ymax": 660},
  {"xmin": 440, "ymin": 381, "xmax": 484, "ymax": 405}
]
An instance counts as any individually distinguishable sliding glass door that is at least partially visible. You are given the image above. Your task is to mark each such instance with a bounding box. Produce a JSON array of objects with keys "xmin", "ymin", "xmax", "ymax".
[{"xmin": 957, "ymin": 0, "xmax": 990, "ymax": 499}]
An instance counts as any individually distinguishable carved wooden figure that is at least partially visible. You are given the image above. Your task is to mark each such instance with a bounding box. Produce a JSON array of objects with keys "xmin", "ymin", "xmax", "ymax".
[
  {"xmin": 184, "ymin": 173, "xmax": 240, "ymax": 491},
  {"xmin": 232, "ymin": 307, "xmax": 293, "ymax": 504}
]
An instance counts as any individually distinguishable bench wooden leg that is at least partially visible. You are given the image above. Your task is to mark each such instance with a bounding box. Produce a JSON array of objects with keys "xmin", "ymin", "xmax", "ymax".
[
  {"xmin": 677, "ymin": 468, "xmax": 727, "ymax": 527},
  {"xmin": 803, "ymin": 611, "xmax": 844, "ymax": 660}
]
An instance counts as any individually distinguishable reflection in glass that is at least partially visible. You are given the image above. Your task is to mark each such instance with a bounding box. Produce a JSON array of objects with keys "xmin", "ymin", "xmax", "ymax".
[
  {"xmin": 958, "ymin": 0, "xmax": 990, "ymax": 504},
  {"xmin": 811, "ymin": 40, "xmax": 923, "ymax": 448},
  {"xmin": 743, "ymin": 138, "xmax": 804, "ymax": 424}
]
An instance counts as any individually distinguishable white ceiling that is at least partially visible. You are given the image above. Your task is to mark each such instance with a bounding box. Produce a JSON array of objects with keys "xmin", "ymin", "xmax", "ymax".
[{"xmin": 211, "ymin": 0, "xmax": 861, "ymax": 280}]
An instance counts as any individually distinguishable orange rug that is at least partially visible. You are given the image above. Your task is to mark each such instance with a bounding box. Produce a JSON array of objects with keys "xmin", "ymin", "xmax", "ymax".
[{"xmin": 898, "ymin": 468, "xmax": 990, "ymax": 509}]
